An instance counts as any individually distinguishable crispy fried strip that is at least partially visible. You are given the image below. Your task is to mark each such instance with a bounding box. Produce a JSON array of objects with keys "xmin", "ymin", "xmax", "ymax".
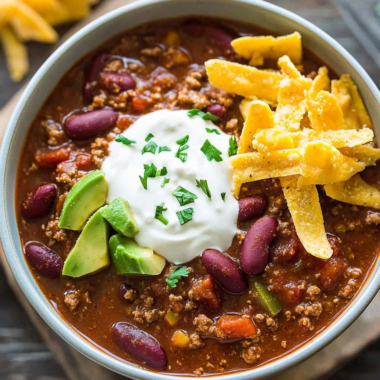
[
  {"xmin": 298, "ymin": 141, "xmax": 365, "ymax": 186},
  {"xmin": 332, "ymin": 74, "xmax": 373, "ymax": 130},
  {"xmin": 308, "ymin": 90, "xmax": 345, "ymax": 131},
  {"xmin": 0, "ymin": 0, "xmax": 16, "ymax": 28},
  {"xmin": 278, "ymin": 55, "xmax": 301, "ymax": 79},
  {"xmin": 310, "ymin": 67, "xmax": 330, "ymax": 99},
  {"xmin": 253, "ymin": 128, "xmax": 373, "ymax": 152},
  {"xmin": 231, "ymin": 149, "xmax": 302, "ymax": 196},
  {"xmin": 205, "ymin": 59, "xmax": 284, "ymax": 104},
  {"xmin": 281, "ymin": 176, "xmax": 333, "ymax": 259},
  {"xmin": 274, "ymin": 76, "xmax": 312, "ymax": 131},
  {"xmin": 339, "ymin": 146, "xmax": 380, "ymax": 166},
  {"xmin": 0, "ymin": 26, "xmax": 28, "ymax": 82},
  {"xmin": 238, "ymin": 100, "xmax": 274, "ymax": 154},
  {"xmin": 325, "ymin": 174, "xmax": 380, "ymax": 209},
  {"xmin": 231, "ymin": 32, "xmax": 302, "ymax": 66}
]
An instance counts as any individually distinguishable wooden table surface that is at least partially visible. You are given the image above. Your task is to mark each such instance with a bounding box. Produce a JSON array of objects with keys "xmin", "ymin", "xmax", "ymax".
[{"xmin": 1, "ymin": 0, "xmax": 380, "ymax": 379}]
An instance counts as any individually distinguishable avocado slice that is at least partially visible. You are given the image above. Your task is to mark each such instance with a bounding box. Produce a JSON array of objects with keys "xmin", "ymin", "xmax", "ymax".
[
  {"xmin": 109, "ymin": 235, "xmax": 165, "ymax": 275},
  {"xmin": 62, "ymin": 207, "xmax": 110, "ymax": 277},
  {"xmin": 102, "ymin": 197, "xmax": 139, "ymax": 238},
  {"xmin": 59, "ymin": 171, "xmax": 108, "ymax": 231}
]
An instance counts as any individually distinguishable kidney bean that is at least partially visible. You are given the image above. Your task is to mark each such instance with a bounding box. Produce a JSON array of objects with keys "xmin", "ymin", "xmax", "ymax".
[
  {"xmin": 25, "ymin": 242, "xmax": 62, "ymax": 278},
  {"xmin": 238, "ymin": 195, "xmax": 268, "ymax": 222},
  {"xmin": 113, "ymin": 322, "xmax": 167, "ymax": 369},
  {"xmin": 202, "ymin": 249, "xmax": 247, "ymax": 294},
  {"xmin": 241, "ymin": 216, "xmax": 278, "ymax": 275},
  {"xmin": 100, "ymin": 72, "xmax": 135, "ymax": 93},
  {"xmin": 83, "ymin": 51, "xmax": 108, "ymax": 101},
  {"xmin": 65, "ymin": 109, "xmax": 118, "ymax": 140},
  {"xmin": 21, "ymin": 184, "xmax": 57, "ymax": 220},
  {"xmin": 205, "ymin": 104, "xmax": 225, "ymax": 118},
  {"xmin": 118, "ymin": 283, "xmax": 137, "ymax": 303},
  {"xmin": 204, "ymin": 25, "xmax": 235, "ymax": 50},
  {"xmin": 271, "ymin": 225, "xmax": 301, "ymax": 264}
]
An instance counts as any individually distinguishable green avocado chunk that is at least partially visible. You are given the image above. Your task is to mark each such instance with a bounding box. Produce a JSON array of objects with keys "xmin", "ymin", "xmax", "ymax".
[
  {"xmin": 62, "ymin": 207, "xmax": 110, "ymax": 278},
  {"xmin": 109, "ymin": 235, "xmax": 165, "ymax": 275},
  {"xmin": 58, "ymin": 171, "xmax": 108, "ymax": 231},
  {"xmin": 102, "ymin": 197, "xmax": 139, "ymax": 238}
]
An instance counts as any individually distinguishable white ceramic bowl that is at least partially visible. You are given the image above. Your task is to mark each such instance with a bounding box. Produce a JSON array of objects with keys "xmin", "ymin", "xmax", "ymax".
[{"xmin": 1, "ymin": 0, "xmax": 380, "ymax": 379}]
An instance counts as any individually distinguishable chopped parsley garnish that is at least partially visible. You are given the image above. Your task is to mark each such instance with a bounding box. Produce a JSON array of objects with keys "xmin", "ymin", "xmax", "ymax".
[
  {"xmin": 155, "ymin": 202, "xmax": 169, "ymax": 225},
  {"xmin": 228, "ymin": 136, "xmax": 238, "ymax": 157},
  {"xmin": 206, "ymin": 128, "xmax": 221, "ymax": 135},
  {"xmin": 142, "ymin": 140, "xmax": 158, "ymax": 155},
  {"xmin": 158, "ymin": 146, "xmax": 172, "ymax": 153},
  {"xmin": 145, "ymin": 133, "xmax": 154, "ymax": 142},
  {"xmin": 139, "ymin": 163, "xmax": 168, "ymax": 190},
  {"xmin": 175, "ymin": 135, "xmax": 190, "ymax": 163},
  {"xmin": 176, "ymin": 208, "xmax": 194, "ymax": 225},
  {"xmin": 166, "ymin": 266, "xmax": 189, "ymax": 288},
  {"xmin": 221, "ymin": 192, "xmax": 226, "ymax": 201},
  {"xmin": 195, "ymin": 179, "xmax": 212, "ymax": 200},
  {"xmin": 200, "ymin": 139, "xmax": 223, "ymax": 162},
  {"xmin": 115, "ymin": 135, "xmax": 136, "ymax": 145},
  {"xmin": 188, "ymin": 109, "xmax": 219, "ymax": 121},
  {"xmin": 161, "ymin": 178, "xmax": 170, "ymax": 188},
  {"xmin": 172, "ymin": 186, "xmax": 198, "ymax": 206}
]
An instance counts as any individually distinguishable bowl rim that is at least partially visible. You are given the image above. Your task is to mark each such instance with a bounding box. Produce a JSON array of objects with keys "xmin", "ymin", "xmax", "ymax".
[{"xmin": 1, "ymin": 0, "xmax": 380, "ymax": 379}]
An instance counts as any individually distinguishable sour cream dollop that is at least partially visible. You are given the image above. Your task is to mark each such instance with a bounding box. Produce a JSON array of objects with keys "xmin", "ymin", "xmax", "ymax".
[{"xmin": 102, "ymin": 110, "xmax": 239, "ymax": 264}]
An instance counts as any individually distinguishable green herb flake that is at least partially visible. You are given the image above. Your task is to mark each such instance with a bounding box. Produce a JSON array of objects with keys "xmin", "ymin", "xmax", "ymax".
[
  {"xmin": 166, "ymin": 266, "xmax": 189, "ymax": 288},
  {"xmin": 158, "ymin": 146, "xmax": 172, "ymax": 153},
  {"xmin": 161, "ymin": 178, "xmax": 170, "ymax": 188},
  {"xmin": 140, "ymin": 163, "xmax": 168, "ymax": 190},
  {"xmin": 195, "ymin": 179, "xmax": 212, "ymax": 200},
  {"xmin": 142, "ymin": 140, "xmax": 158, "ymax": 155},
  {"xmin": 176, "ymin": 208, "xmax": 194, "ymax": 226},
  {"xmin": 187, "ymin": 109, "xmax": 219, "ymax": 121},
  {"xmin": 228, "ymin": 136, "xmax": 238, "ymax": 157},
  {"xmin": 200, "ymin": 139, "xmax": 223, "ymax": 162},
  {"xmin": 145, "ymin": 133, "xmax": 154, "ymax": 142},
  {"xmin": 221, "ymin": 192, "xmax": 226, "ymax": 201},
  {"xmin": 172, "ymin": 186, "xmax": 198, "ymax": 206},
  {"xmin": 176, "ymin": 135, "xmax": 189, "ymax": 145},
  {"xmin": 155, "ymin": 202, "xmax": 169, "ymax": 226},
  {"xmin": 115, "ymin": 135, "xmax": 136, "ymax": 145},
  {"xmin": 206, "ymin": 128, "xmax": 221, "ymax": 135},
  {"xmin": 175, "ymin": 135, "xmax": 190, "ymax": 163}
]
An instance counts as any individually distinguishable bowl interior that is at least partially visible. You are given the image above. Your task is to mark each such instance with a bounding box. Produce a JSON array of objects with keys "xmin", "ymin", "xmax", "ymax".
[{"xmin": 2, "ymin": 0, "xmax": 380, "ymax": 379}]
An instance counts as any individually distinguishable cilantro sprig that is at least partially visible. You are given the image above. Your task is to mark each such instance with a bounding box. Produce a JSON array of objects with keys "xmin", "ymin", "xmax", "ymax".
[
  {"xmin": 195, "ymin": 179, "xmax": 212, "ymax": 200},
  {"xmin": 172, "ymin": 186, "xmax": 198, "ymax": 206},
  {"xmin": 142, "ymin": 140, "xmax": 158, "ymax": 155},
  {"xmin": 139, "ymin": 163, "xmax": 168, "ymax": 190},
  {"xmin": 200, "ymin": 139, "xmax": 223, "ymax": 162},
  {"xmin": 228, "ymin": 136, "xmax": 238, "ymax": 157},
  {"xmin": 166, "ymin": 266, "xmax": 189, "ymax": 288},
  {"xmin": 188, "ymin": 109, "xmax": 219, "ymax": 121},
  {"xmin": 145, "ymin": 133, "xmax": 154, "ymax": 142},
  {"xmin": 158, "ymin": 146, "xmax": 171, "ymax": 153},
  {"xmin": 155, "ymin": 203, "xmax": 169, "ymax": 225},
  {"xmin": 115, "ymin": 135, "xmax": 136, "ymax": 145},
  {"xmin": 176, "ymin": 208, "xmax": 194, "ymax": 225},
  {"xmin": 221, "ymin": 192, "xmax": 226, "ymax": 201},
  {"xmin": 161, "ymin": 178, "xmax": 170, "ymax": 188},
  {"xmin": 175, "ymin": 135, "xmax": 189, "ymax": 163}
]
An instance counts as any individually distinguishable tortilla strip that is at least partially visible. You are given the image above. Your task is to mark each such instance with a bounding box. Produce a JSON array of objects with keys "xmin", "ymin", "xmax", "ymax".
[
  {"xmin": 253, "ymin": 127, "xmax": 373, "ymax": 152},
  {"xmin": 231, "ymin": 32, "xmax": 302, "ymax": 66},
  {"xmin": 332, "ymin": 74, "xmax": 373, "ymax": 130},
  {"xmin": 325, "ymin": 174, "xmax": 380, "ymax": 209},
  {"xmin": 308, "ymin": 90, "xmax": 345, "ymax": 131},
  {"xmin": 238, "ymin": 100, "xmax": 274, "ymax": 154},
  {"xmin": 281, "ymin": 176, "xmax": 333, "ymax": 259},
  {"xmin": 205, "ymin": 59, "xmax": 284, "ymax": 104},
  {"xmin": 231, "ymin": 149, "xmax": 302, "ymax": 196},
  {"xmin": 0, "ymin": 26, "xmax": 28, "ymax": 82},
  {"xmin": 274, "ymin": 76, "xmax": 312, "ymax": 131},
  {"xmin": 310, "ymin": 66, "xmax": 330, "ymax": 99},
  {"xmin": 298, "ymin": 141, "xmax": 365, "ymax": 186},
  {"xmin": 278, "ymin": 55, "xmax": 301, "ymax": 79},
  {"xmin": 0, "ymin": 0, "xmax": 16, "ymax": 28},
  {"xmin": 339, "ymin": 146, "xmax": 380, "ymax": 166}
]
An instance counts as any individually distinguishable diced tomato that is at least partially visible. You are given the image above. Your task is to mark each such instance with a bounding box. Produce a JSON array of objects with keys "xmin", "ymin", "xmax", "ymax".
[
  {"xmin": 116, "ymin": 116, "xmax": 135, "ymax": 131},
  {"xmin": 75, "ymin": 153, "xmax": 92, "ymax": 171},
  {"xmin": 271, "ymin": 226, "xmax": 301, "ymax": 264},
  {"xmin": 191, "ymin": 275, "xmax": 221, "ymax": 311},
  {"xmin": 132, "ymin": 96, "xmax": 150, "ymax": 112},
  {"xmin": 327, "ymin": 235, "xmax": 341, "ymax": 258},
  {"xmin": 151, "ymin": 280, "xmax": 167, "ymax": 297},
  {"xmin": 215, "ymin": 314, "xmax": 257, "ymax": 340},
  {"xmin": 35, "ymin": 148, "xmax": 70, "ymax": 168},
  {"xmin": 319, "ymin": 257, "xmax": 346, "ymax": 291},
  {"xmin": 57, "ymin": 160, "xmax": 77, "ymax": 174}
]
